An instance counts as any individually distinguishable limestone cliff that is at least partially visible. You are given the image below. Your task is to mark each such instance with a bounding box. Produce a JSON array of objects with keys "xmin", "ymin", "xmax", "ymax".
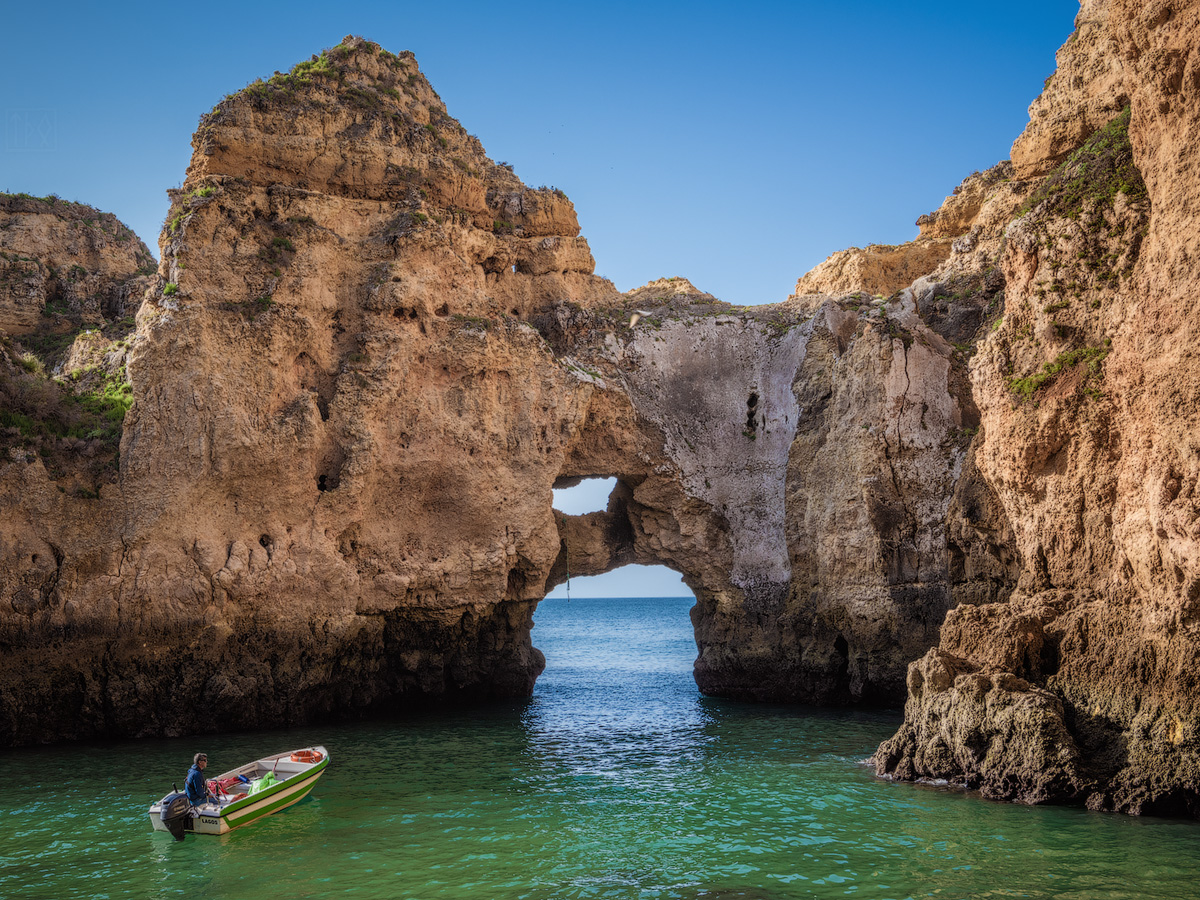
[
  {"xmin": 0, "ymin": 196, "xmax": 154, "ymax": 499},
  {"xmin": 543, "ymin": 280, "xmax": 975, "ymax": 704},
  {"xmin": 1, "ymin": 38, "xmax": 619, "ymax": 744},
  {"xmin": 0, "ymin": 37, "xmax": 983, "ymax": 744},
  {"xmin": 789, "ymin": 237, "xmax": 952, "ymax": 299},
  {"xmin": 1010, "ymin": 0, "xmax": 1131, "ymax": 179},
  {"xmin": 0, "ymin": 193, "xmax": 154, "ymax": 334},
  {"xmin": 875, "ymin": 0, "xmax": 1200, "ymax": 816},
  {"xmin": 3, "ymin": 0, "xmax": 1199, "ymax": 825}
]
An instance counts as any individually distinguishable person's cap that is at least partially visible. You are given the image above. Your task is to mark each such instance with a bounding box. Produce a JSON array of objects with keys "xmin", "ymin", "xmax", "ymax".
[{"xmin": 194, "ymin": 752, "xmax": 208, "ymax": 764}]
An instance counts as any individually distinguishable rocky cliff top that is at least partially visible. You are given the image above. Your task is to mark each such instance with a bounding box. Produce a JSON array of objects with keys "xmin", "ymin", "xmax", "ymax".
[
  {"xmin": 0, "ymin": 193, "xmax": 153, "ymax": 493},
  {"xmin": 0, "ymin": 192, "xmax": 154, "ymax": 335},
  {"xmin": 1010, "ymin": 0, "xmax": 1130, "ymax": 179},
  {"xmin": 163, "ymin": 36, "xmax": 610, "ymax": 323}
]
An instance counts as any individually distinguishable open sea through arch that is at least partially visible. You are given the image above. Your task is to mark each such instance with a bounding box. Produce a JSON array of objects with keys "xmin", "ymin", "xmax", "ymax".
[{"xmin": 3, "ymin": 594, "xmax": 1198, "ymax": 899}]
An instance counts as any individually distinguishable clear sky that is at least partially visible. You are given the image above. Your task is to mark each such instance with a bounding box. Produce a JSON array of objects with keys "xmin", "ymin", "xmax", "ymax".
[
  {"xmin": 3, "ymin": 0, "xmax": 1077, "ymax": 307},
  {"xmin": 3, "ymin": 0, "xmax": 1077, "ymax": 599}
]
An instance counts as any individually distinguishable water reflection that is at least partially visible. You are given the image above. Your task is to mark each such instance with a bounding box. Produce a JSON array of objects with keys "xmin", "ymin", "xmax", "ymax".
[
  {"xmin": 522, "ymin": 597, "xmax": 711, "ymax": 776},
  {"xmin": 3, "ymin": 596, "xmax": 1200, "ymax": 900}
]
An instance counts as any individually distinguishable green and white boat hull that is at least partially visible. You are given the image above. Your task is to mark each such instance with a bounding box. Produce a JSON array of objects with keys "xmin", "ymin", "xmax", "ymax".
[{"xmin": 149, "ymin": 745, "xmax": 329, "ymax": 836}]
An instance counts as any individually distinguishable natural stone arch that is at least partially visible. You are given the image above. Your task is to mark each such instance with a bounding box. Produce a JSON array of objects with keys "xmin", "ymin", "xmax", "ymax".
[
  {"xmin": 537, "ymin": 292, "xmax": 989, "ymax": 706},
  {"xmin": 543, "ymin": 469, "xmax": 734, "ymax": 691},
  {"xmin": 546, "ymin": 474, "xmax": 728, "ymax": 601},
  {"xmin": 0, "ymin": 41, "xmax": 1003, "ymax": 745}
]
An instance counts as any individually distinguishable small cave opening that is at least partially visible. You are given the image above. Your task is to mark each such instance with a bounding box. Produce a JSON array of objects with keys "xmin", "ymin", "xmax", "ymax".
[
  {"xmin": 745, "ymin": 391, "xmax": 759, "ymax": 433},
  {"xmin": 316, "ymin": 445, "xmax": 345, "ymax": 494},
  {"xmin": 833, "ymin": 633, "xmax": 851, "ymax": 683}
]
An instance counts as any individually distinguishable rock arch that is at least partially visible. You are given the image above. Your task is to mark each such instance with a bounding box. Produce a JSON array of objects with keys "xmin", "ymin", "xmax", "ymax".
[
  {"xmin": 530, "ymin": 293, "xmax": 981, "ymax": 705},
  {"xmin": 0, "ymin": 41, "xmax": 1003, "ymax": 745}
]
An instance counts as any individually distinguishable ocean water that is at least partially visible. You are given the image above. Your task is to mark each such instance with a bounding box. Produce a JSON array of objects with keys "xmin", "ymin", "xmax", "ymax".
[{"xmin": 2, "ymin": 595, "xmax": 1198, "ymax": 900}]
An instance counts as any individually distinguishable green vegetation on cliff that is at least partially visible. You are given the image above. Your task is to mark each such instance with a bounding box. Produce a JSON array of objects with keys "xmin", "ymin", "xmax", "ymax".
[
  {"xmin": 1007, "ymin": 344, "xmax": 1109, "ymax": 399},
  {"xmin": 1018, "ymin": 108, "xmax": 1147, "ymax": 220},
  {"xmin": 0, "ymin": 336, "xmax": 132, "ymax": 484}
]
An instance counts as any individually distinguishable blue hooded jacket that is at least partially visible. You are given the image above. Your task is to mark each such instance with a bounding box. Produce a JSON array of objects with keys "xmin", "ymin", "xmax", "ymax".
[{"xmin": 185, "ymin": 763, "xmax": 208, "ymax": 805}]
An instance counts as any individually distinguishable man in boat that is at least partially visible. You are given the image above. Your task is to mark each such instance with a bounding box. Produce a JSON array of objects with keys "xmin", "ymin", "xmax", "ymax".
[{"xmin": 185, "ymin": 752, "xmax": 212, "ymax": 806}]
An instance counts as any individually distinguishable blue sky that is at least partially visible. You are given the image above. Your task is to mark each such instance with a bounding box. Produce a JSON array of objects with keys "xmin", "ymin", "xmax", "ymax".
[
  {"xmin": 3, "ymin": 0, "xmax": 1076, "ymax": 306},
  {"xmin": 3, "ymin": 0, "xmax": 1077, "ymax": 598}
]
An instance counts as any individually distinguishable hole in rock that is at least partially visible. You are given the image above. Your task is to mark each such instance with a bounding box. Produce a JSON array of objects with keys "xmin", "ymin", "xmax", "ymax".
[
  {"xmin": 316, "ymin": 446, "xmax": 344, "ymax": 494},
  {"xmin": 552, "ymin": 477, "xmax": 617, "ymax": 515},
  {"xmin": 337, "ymin": 524, "xmax": 359, "ymax": 560},
  {"xmin": 833, "ymin": 633, "xmax": 851, "ymax": 683},
  {"xmin": 834, "ymin": 634, "xmax": 849, "ymax": 659},
  {"xmin": 746, "ymin": 391, "xmax": 759, "ymax": 432},
  {"xmin": 259, "ymin": 534, "xmax": 271, "ymax": 549},
  {"xmin": 543, "ymin": 564, "xmax": 689, "ymax": 600}
]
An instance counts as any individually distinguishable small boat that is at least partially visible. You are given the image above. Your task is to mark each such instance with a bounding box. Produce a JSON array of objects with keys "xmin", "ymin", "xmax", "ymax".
[{"xmin": 149, "ymin": 745, "xmax": 329, "ymax": 839}]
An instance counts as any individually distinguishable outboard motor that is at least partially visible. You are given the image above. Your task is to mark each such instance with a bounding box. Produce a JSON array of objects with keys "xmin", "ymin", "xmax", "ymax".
[{"xmin": 160, "ymin": 785, "xmax": 193, "ymax": 842}]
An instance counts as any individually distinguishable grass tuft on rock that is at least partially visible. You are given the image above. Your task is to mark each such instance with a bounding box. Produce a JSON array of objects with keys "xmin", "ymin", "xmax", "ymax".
[
  {"xmin": 1007, "ymin": 345, "xmax": 1108, "ymax": 399},
  {"xmin": 1017, "ymin": 108, "xmax": 1148, "ymax": 220}
]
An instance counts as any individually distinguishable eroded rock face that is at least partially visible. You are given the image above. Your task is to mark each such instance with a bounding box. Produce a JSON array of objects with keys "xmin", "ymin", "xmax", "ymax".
[
  {"xmin": 0, "ymin": 38, "xmax": 990, "ymax": 744},
  {"xmin": 792, "ymin": 164, "xmax": 1036, "ymax": 303},
  {"xmin": 790, "ymin": 238, "xmax": 953, "ymax": 298},
  {"xmin": 0, "ymin": 197, "xmax": 154, "ymax": 504},
  {"xmin": 545, "ymin": 282, "xmax": 976, "ymax": 704},
  {"xmin": 1, "ymin": 39, "xmax": 617, "ymax": 744},
  {"xmin": 0, "ymin": 194, "xmax": 154, "ymax": 333},
  {"xmin": 1010, "ymin": 0, "xmax": 1131, "ymax": 179},
  {"xmin": 4, "ymin": 0, "xmax": 1200, "ymax": 826},
  {"xmin": 876, "ymin": 0, "xmax": 1200, "ymax": 816}
]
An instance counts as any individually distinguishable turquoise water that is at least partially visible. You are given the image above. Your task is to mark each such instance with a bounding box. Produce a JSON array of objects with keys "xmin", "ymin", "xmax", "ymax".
[{"xmin": 3, "ymin": 596, "xmax": 1198, "ymax": 899}]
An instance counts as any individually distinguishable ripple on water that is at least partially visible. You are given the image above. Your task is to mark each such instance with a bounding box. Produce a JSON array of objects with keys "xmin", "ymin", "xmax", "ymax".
[{"xmin": 2, "ymin": 596, "xmax": 1199, "ymax": 899}]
